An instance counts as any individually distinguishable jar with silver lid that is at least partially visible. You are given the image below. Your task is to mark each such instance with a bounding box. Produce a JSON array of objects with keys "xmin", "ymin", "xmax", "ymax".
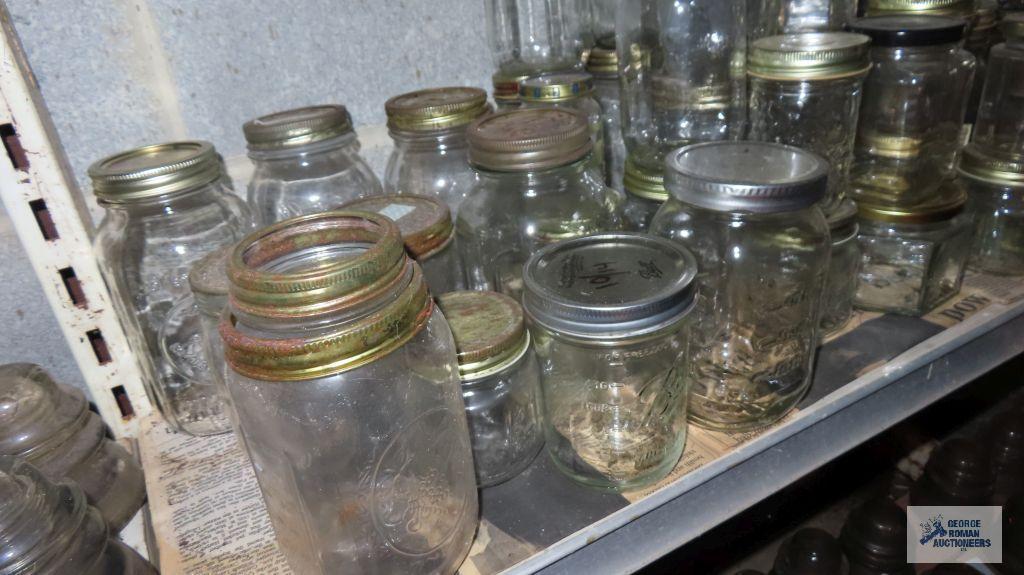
[
  {"xmin": 0, "ymin": 457, "xmax": 158, "ymax": 575},
  {"xmin": 650, "ymin": 142, "xmax": 831, "ymax": 431},
  {"xmin": 523, "ymin": 233, "xmax": 698, "ymax": 491},
  {"xmin": 972, "ymin": 13, "xmax": 1024, "ymax": 157},
  {"xmin": 91, "ymin": 141, "xmax": 250, "ymax": 437},
  {"xmin": 855, "ymin": 181, "xmax": 972, "ymax": 315},
  {"xmin": 0, "ymin": 364, "xmax": 146, "ymax": 532},
  {"xmin": 457, "ymin": 108, "xmax": 623, "ymax": 299},
  {"xmin": 748, "ymin": 32, "xmax": 872, "ymax": 212},
  {"xmin": 220, "ymin": 211, "xmax": 476, "ymax": 575},
  {"xmin": 821, "ymin": 198, "xmax": 861, "ymax": 337},
  {"xmin": 849, "ymin": 16, "xmax": 975, "ymax": 205},
  {"xmin": 244, "ymin": 104, "xmax": 382, "ymax": 226},
  {"xmin": 587, "ymin": 45, "xmax": 628, "ymax": 191},
  {"xmin": 520, "ymin": 73, "xmax": 607, "ymax": 179},
  {"xmin": 622, "ymin": 157, "xmax": 668, "ymax": 231},
  {"xmin": 485, "ymin": 0, "xmax": 588, "ymax": 75},
  {"xmin": 339, "ymin": 194, "xmax": 465, "ymax": 294},
  {"xmin": 958, "ymin": 143, "xmax": 1024, "ymax": 275},
  {"xmin": 436, "ymin": 291, "xmax": 544, "ymax": 487},
  {"xmin": 383, "ymin": 87, "xmax": 490, "ymax": 216},
  {"xmin": 750, "ymin": 0, "xmax": 857, "ymax": 39}
]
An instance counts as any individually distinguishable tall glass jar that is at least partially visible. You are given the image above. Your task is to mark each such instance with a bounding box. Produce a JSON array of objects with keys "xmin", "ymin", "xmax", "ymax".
[
  {"xmin": 339, "ymin": 194, "xmax": 466, "ymax": 294},
  {"xmin": 383, "ymin": 87, "xmax": 490, "ymax": 216},
  {"xmin": 244, "ymin": 105, "xmax": 382, "ymax": 226},
  {"xmin": 650, "ymin": 142, "xmax": 831, "ymax": 431},
  {"xmin": 457, "ymin": 108, "xmax": 623, "ymax": 298},
  {"xmin": 748, "ymin": 32, "xmax": 871, "ymax": 212},
  {"xmin": 91, "ymin": 141, "xmax": 250, "ymax": 436},
  {"xmin": 436, "ymin": 291, "xmax": 544, "ymax": 487},
  {"xmin": 622, "ymin": 156, "xmax": 668, "ymax": 231},
  {"xmin": 750, "ymin": 0, "xmax": 857, "ymax": 39},
  {"xmin": 588, "ymin": 45, "xmax": 628, "ymax": 191},
  {"xmin": 589, "ymin": 0, "xmax": 617, "ymax": 46},
  {"xmin": 821, "ymin": 198, "xmax": 861, "ymax": 337},
  {"xmin": 958, "ymin": 143, "xmax": 1024, "ymax": 275},
  {"xmin": 485, "ymin": 0, "xmax": 588, "ymax": 75},
  {"xmin": 492, "ymin": 71, "xmax": 531, "ymax": 111},
  {"xmin": 972, "ymin": 13, "xmax": 1024, "ymax": 156},
  {"xmin": 220, "ymin": 211, "xmax": 477, "ymax": 575},
  {"xmin": 965, "ymin": 2, "xmax": 999, "ymax": 126},
  {"xmin": 522, "ymin": 233, "xmax": 698, "ymax": 491},
  {"xmin": 520, "ymin": 73, "xmax": 607, "ymax": 178},
  {"xmin": 849, "ymin": 16, "xmax": 975, "ymax": 205}
]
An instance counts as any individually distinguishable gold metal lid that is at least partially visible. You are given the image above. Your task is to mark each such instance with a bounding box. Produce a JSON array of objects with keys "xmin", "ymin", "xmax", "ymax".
[
  {"xmin": 865, "ymin": 0, "xmax": 976, "ymax": 17},
  {"xmin": 748, "ymin": 33, "xmax": 872, "ymax": 81},
  {"xmin": 586, "ymin": 46, "xmax": 619, "ymax": 76},
  {"xmin": 651, "ymin": 77, "xmax": 733, "ymax": 111},
  {"xmin": 957, "ymin": 143, "xmax": 1024, "ymax": 186},
  {"xmin": 337, "ymin": 194, "xmax": 454, "ymax": 259},
  {"xmin": 89, "ymin": 141, "xmax": 222, "ymax": 203},
  {"xmin": 624, "ymin": 156, "xmax": 668, "ymax": 202},
  {"xmin": 492, "ymin": 71, "xmax": 531, "ymax": 102},
  {"xmin": 857, "ymin": 179, "xmax": 967, "ymax": 223},
  {"xmin": 436, "ymin": 291, "xmax": 530, "ymax": 381},
  {"xmin": 467, "ymin": 108, "xmax": 593, "ymax": 172},
  {"xmin": 243, "ymin": 105, "xmax": 353, "ymax": 151},
  {"xmin": 857, "ymin": 131, "xmax": 922, "ymax": 159},
  {"xmin": 385, "ymin": 87, "xmax": 490, "ymax": 133},
  {"xmin": 519, "ymin": 73, "xmax": 595, "ymax": 103},
  {"xmin": 1002, "ymin": 12, "xmax": 1024, "ymax": 41}
]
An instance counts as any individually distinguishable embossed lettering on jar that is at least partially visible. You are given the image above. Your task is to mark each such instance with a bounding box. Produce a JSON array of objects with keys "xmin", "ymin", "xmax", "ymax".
[{"xmin": 958, "ymin": 144, "xmax": 1024, "ymax": 275}]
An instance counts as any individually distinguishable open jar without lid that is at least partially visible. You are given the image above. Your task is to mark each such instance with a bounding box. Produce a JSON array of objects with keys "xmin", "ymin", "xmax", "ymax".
[
  {"xmin": 958, "ymin": 143, "xmax": 1024, "ymax": 275},
  {"xmin": 971, "ymin": 13, "xmax": 1024, "ymax": 157}
]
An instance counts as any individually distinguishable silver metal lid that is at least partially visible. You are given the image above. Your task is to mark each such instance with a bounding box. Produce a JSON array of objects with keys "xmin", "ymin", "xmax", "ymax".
[
  {"xmin": 522, "ymin": 233, "xmax": 698, "ymax": 342},
  {"xmin": 664, "ymin": 142, "xmax": 829, "ymax": 213}
]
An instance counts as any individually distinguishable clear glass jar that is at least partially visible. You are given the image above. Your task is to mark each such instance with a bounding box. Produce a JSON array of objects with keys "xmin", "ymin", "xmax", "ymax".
[
  {"xmin": 650, "ymin": 142, "xmax": 831, "ymax": 431},
  {"xmin": 0, "ymin": 364, "xmax": 146, "ymax": 532},
  {"xmin": 383, "ymin": 87, "xmax": 490, "ymax": 216},
  {"xmin": 958, "ymin": 143, "xmax": 1024, "ymax": 275},
  {"xmin": 854, "ymin": 182, "xmax": 972, "ymax": 315},
  {"xmin": 244, "ymin": 105, "xmax": 382, "ymax": 226},
  {"xmin": 522, "ymin": 233, "xmax": 698, "ymax": 491},
  {"xmin": 220, "ymin": 211, "xmax": 476, "ymax": 575},
  {"xmin": 520, "ymin": 73, "xmax": 607, "ymax": 179},
  {"xmin": 849, "ymin": 16, "xmax": 975, "ymax": 205},
  {"xmin": 588, "ymin": 46, "xmax": 628, "ymax": 191},
  {"xmin": 436, "ymin": 291, "xmax": 544, "ymax": 487},
  {"xmin": 188, "ymin": 246, "xmax": 232, "ymax": 393},
  {"xmin": 748, "ymin": 32, "xmax": 871, "ymax": 212},
  {"xmin": 750, "ymin": 0, "xmax": 857, "ymax": 39},
  {"xmin": 91, "ymin": 141, "xmax": 250, "ymax": 436},
  {"xmin": 622, "ymin": 156, "xmax": 668, "ymax": 231},
  {"xmin": 972, "ymin": 13, "xmax": 1024, "ymax": 156},
  {"xmin": 339, "ymin": 194, "xmax": 466, "ymax": 294},
  {"xmin": 964, "ymin": 2, "xmax": 999, "ymax": 126},
  {"xmin": 589, "ymin": 0, "xmax": 617, "ymax": 47},
  {"xmin": 485, "ymin": 0, "xmax": 588, "ymax": 75},
  {"xmin": 491, "ymin": 71, "xmax": 531, "ymax": 111},
  {"xmin": 457, "ymin": 108, "xmax": 623, "ymax": 299},
  {"xmin": 0, "ymin": 458, "xmax": 158, "ymax": 575},
  {"xmin": 821, "ymin": 199, "xmax": 861, "ymax": 337}
]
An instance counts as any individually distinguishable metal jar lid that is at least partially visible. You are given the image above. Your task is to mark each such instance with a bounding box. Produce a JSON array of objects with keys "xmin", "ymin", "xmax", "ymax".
[
  {"xmin": 748, "ymin": 33, "xmax": 872, "ymax": 81},
  {"xmin": 243, "ymin": 104, "xmax": 354, "ymax": 152},
  {"xmin": 865, "ymin": 0, "xmax": 976, "ymax": 17},
  {"xmin": 957, "ymin": 143, "xmax": 1024, "ymax": 187},
  {"xmin": 1002, "ymin": 12, "xmax": 1024, "ymax": 41},
  {"xmin": 337, "ymin": 194, "xmax": 454, "ymax": 259},
  {"xmin": 857, "ymin": 130, "xmax": 923, "ymax": 159},
  {"xmin": 624, "ymin": 156, "xmax": 668, "ymax": 202},
  {"xmin": 849, "ymin": 15, "xmax": 967, "ymax": 46},
  {"xmin": 467, "ymin": 108, "xmax": 593, "ymax": 172},
  {"xmin": 88, "ymin": 140, "xmax": 222, "ymax": 203},
  {"xmin": 519, "ymin": 73, "xmax": 595, "ymax": 103},
  {"xmin": 492, "ymin": 71, "xmax": 531, "ymax": 103},
  {"xmin": 385, "ymin": 87, "xmax": 490, "ymax": 133},
  {"xmin": 436, "ymin": 291, "xmax": 530, "ymax": 381},
  {"xmin": 522, "ymin": 233, "xmax": 698, "ymax": 343},
  {"xmin": 664, "ymin": 142, "xmax": 830, "ymax": 213},
  {"xmin": 0, "ymin": 363, "xmax": 91, "ymax": 458},
  {"xmin": 586, "ymin": 46, "xmax": 619, "ymax": 76},
  {"xmin": 857, "ymin": 179, "xmax": 967, "ymax": 223}
]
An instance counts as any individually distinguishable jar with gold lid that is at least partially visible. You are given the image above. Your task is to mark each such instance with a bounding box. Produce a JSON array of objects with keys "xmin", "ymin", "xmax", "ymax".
[
  {"xmin": 220, "ymin": 211, "xmax": 476, "ymax": 575},
  {"xmin": 492, "ymin": 71, "xmax": 531, "ymax": 110},
  {"xmin": 436, "ymin": 291, "xmax": 543, "ymax": 487},
  {"xmin": 338, "ymin": 194, "xmax": 465, "ymax": 294},
  {"xmin": 485, "ymin": 0, "xmax": 588, "ymax": 75},
  {"xmin": 821, "ymin": 198, "xmax": 861, "ymax": 337},
  {"xmin": 244, "ymin": 104, "xmax": 382, "ymax": 226},
  {"xmin": 958, "ymin": 143, "xmax": 1024, "ymax": 274},
  {"xmin": 588, "ymin": 46, "xmax": 628, "ymax": 190},
  {"xmin": 972, "ymin": 13, "xmax": 1024, "ymax": 157},
  {"xmin": 457, "ymin": 108, "xmax": 623, "ymax": 298},
  {"xmin": 520, "ymin": 73, "xmax": 607, "ymax": 179},
  {"xmin": 383, "ymin": 87, "xmax": 490, "ymax": 215},
  {"xmin": 622, "ymin": 157, "xmax": 668, "ymax": 231}
]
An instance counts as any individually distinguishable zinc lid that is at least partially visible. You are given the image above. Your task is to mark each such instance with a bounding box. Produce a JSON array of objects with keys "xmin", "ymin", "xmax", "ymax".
[
  {"xmin": 492, "ymin": 71, "xmax": 531, "ymax": 102},
  {"xmin": 88, "ymin": 141, "xmax": 222, "ymax": 203},
  {"xmin": 436, "ymin": 291, "xmax": 530, "ymax": 380},
  {"xmin": 189, "ymin": 245, "xmax": 233, "ymax": 298},
  {"xmin": 849, "ymin": 15, "xmax": 966, "ymax": 46},
  {"xmin": 385, "ymin": 87, "xmax": 490, "ymax": 133},
  {"xmin": 624, "ymin": 156, "xmax": 668, "ymax": 202},
  {"xmin": 337, "ymin": 194, "xmax": 454, "ymax": 258},
  {"xmin": 748, "ymin": 32, "xmax": 872, "ymax": 80},
  {"xmin": 865, "ymin": 0, "xmax": 976, "ymax": 17},
  {"xmin": 664, "ymin": 142, "xmax": 829, "ymax": 213},
  {"xmin": 519, "ymin": 73, "xmax": 595, "ymax": 103},
  {"xmin": 522, "ymin": 233, "xmax": 698, "ymax": 342},
  {"xmin": 857, "ymin": 179, "xmax": 967, "ymax": 223},
  {"xmin": 467, "ymin": 108, "xmax": 593, "ymax": 172},
  {"xmin": 243, "ymin": 105, "xmax": 354, "ymax": 152},
  {"xmin": 957, "ymin": 144, "xmax": 1024, "ymax": 186},
  {"xmin": 586, "ymin": 46, "xmax": 619, "ymax": 76},
  {"xmin": 0, "ymin": 363, "xmax": 89, "ymax": 457},
  {"xmin": 1002, "ymin": 12, "xmax": 1024, "ymax": 41}
]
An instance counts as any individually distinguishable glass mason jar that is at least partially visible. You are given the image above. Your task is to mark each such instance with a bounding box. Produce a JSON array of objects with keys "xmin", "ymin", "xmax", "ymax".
[
  {"xmin": 457, "ymin": 108, "xmax": 624, "ymax": 299},
  {"xmin": 338, "ymin": 194, "xmax": 466, "ymax": 294},
  {"xmin": 650, "ymin": 142, "xmax": 831, "ymax": 431},
  {"xmin": 854, "ymin": 181, "xmax": 972, "ymax": 315},
  {"xmin": 220, "ymin": 211, "xmax": 476, "ymax": 575},
  {"xmin": 436, "ymin": 291, "xmax": 544, "ymax": 487},
  {"xmin": 849, "ymin": 16, "xmax": 975, "ymax": 205},
  {"xmin": 964, "ymin": 2, "xmax": 999, "ymax": 126},
  {"xmin": 972, "ymin": 13, "xmax": 1024, "ymax": 156},
  {"xmin": 0, "ymin": 364, "xmax": 146, "ymax": 532},
  {"xmin": 958, "ymin": 143, "xmax": 1024, "ymax": 275},
  {"xmin": 383, "ymin": 87, "xmax": 490, "ymax": 216},
  {"xmin": 485, "ymin": 0, "xmax": 588, "ymax": 75},
  {"xmin": 244, "ymin": 104, "xmax": 382, "ymax": 226},
  {"xmin": 588, "ymin": 45, "xmax": 628, "ymax": 191},
  {"xmin": 0, "ymin": 458, "xmax": 158, "ymax": 575},
  {"xmin": 91, "ymin": 141, "xmax": 250, "ymax": 436},
  {"xmin": 520, "ymin": 73, "xmax": 607, "ymax": 179},
  {"xmin": 622, "ymin": 156, "xmax": 668, "ymax": 231},
  {"xmin": 748, "ymin": 32, "xmax": 871, "ymax": 212},
  {"xmin": 821, "ymin": 198, "xmax": 861, "ymax": 337},
  {"xmin": 749, "ymin": 0, "xmax": 857, "ymax": 39},
  {"xmin": 589, "ymin": 0, "xmax": 617, "ymax": 47},
  {"xmin": 188, "ymin": 246, "xmax": 232, "ymax": 391},
  {"xmin": 522, "ymin": 233, "xmax": 698, "ymax": 491},
  {"xmin": 492, "ymin": 71, "xmax": 531, "ymax": 111}
]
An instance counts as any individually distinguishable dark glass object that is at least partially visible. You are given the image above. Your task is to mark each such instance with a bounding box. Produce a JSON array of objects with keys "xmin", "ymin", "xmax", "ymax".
[
  {"xmin": 910, "ymin": 437, "xmax": 995, "ymax": 506},
  {"xmin": 840, "ymin": 498, "xmax": 912, "ymax": 574},
  {"xmin": 772, "ymin": 527, "xmax": 849, "ymax": 575},
  {"xmin": 990, "ymin": 410, "xmax": 1024, "ymax": 505}
]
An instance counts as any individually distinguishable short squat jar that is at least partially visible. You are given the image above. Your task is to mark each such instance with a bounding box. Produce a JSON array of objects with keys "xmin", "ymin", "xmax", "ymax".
[
  {"xmin": 220, "ymin": 211, "xmax": 476, "ymax": 575},
  {"xmin": 821, "ymin": 198, "xmax": 861, "ymax": 337},
  {"xmin": 437, "ymin": 291, "xmax": 544, "ymax": 487},
  {"xmin": 383, "ymin": 87, "xmax": 490, "ymax": 215},
  {"xmin": 854, "ymin": 182, "xmax": 972, "ymax": 315},
  {"xmin": 457, "ymin": 108, "xmax": 623, "ymax": 298},
  {"xmin": 244, "ymin": 104, "xmax": 382, "ymax": 226},
  {"xmin": 748, "ymin": 32, "xmax": 872, "ymax": 212},
  {"xmin": 622, "ymin": 156, "xmax": 668, "ymax": 232},
  {"xmin": 523, "ymin": 233, "xmax": 698, "ymax": 491},
  {"xmin": 520, "ymin": 73, "xmax": 606, "ymax": 178},
  {"xmin": 958, "ymin": 143, "xmax": 1024, "ymax": 275},
  {"xmin": 650, "ymin": 142, "xmax": 831, "ymax": 431},
  {"xmin": 972, "ymin": 13, "xmax": 1024, "ymax": 157},
  {"xmin": 587, "ymin": 46, "xmax": 628, "ymax": 191},
  {"xmin": 339, "ymin": 194, "xmax": 466, "ymax": 294},
  {"xmin": 91, "ymin": 141, "xmax": 250, "ymax": 437}
]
